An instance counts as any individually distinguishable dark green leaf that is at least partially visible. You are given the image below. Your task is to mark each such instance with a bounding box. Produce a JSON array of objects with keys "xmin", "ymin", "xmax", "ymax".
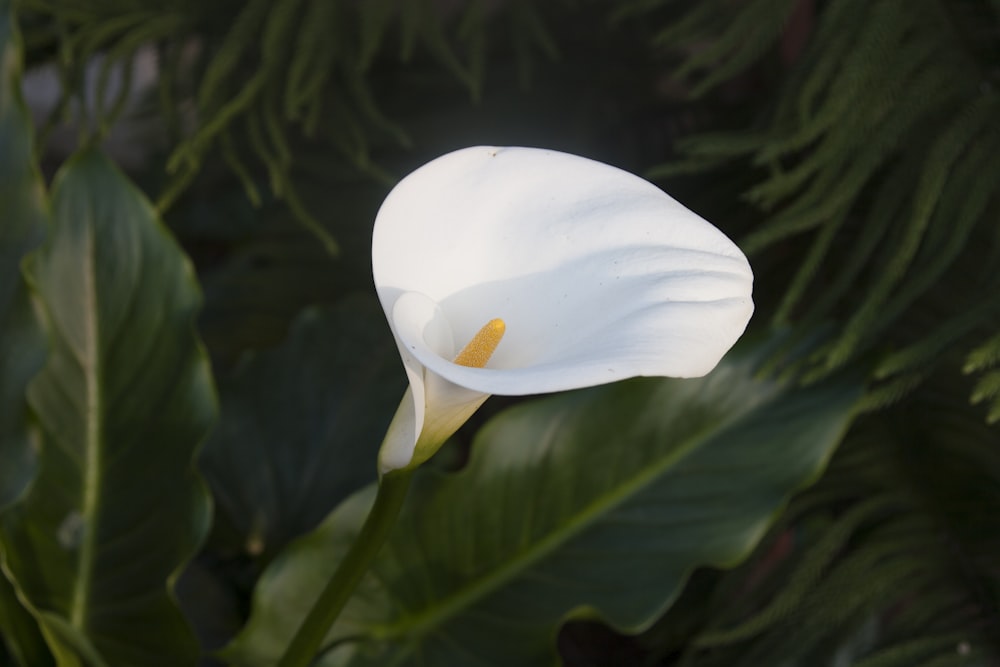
[
  {"xmin": 0, "ymin": 151, "xmax": 216, "ymax": 666},
  {"xmin": 224, "ymin": 351, "xmax": 861, "ymax": 666},
  {"xmin": 0, "ymin": 3, "xmax": 50, "ymax": 656},
  {"xmin": 0, "ymin": 0, "xmax": 47, "ymax": 510},
  {"xmin": 200, "ymin": 295, "xmax": 405, "ymax": 558},
  {"xmin": 0, "ymin": 572, "xmax": 52, "ymax": 667},
  {"xmin": 652, "ymin": 383, "xmax": 1000, "ymax": 667}
]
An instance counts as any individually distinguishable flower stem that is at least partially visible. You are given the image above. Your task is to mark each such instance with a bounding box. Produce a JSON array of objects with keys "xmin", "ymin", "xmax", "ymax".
[{"xmin": 277, "ymin": 470, "xmax": 413, "ymax": 667}]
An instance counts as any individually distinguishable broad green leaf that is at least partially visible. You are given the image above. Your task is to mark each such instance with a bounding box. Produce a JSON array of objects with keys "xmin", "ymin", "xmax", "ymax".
[
  {"xmin": 0, "ymin": 572, "xmax": 52, "ymax": 667},
  {"xmin": 224, "ymin": 352, "xmax": 861, "ymax": 666},
  {"xmin": 201, "ymin": 296, "xmax": 405, "ymax": 558},
  {"xmin": 646, "ymin": 385, "xmax": 1000, "ymax": 667},
  {"xmin": 0, "ymin": 0, "xmax": 47, "ymax": 509},
  {"xmin": 0, "ymin": 4, "xmax": 51, "ymax": 659},
  {"xmin": 0, "ymin": 151, "xmax": 216, "ymax": 666},
  {"xmin": 192, "ymin": 176, "xmax": 381, "ymax": 366}
]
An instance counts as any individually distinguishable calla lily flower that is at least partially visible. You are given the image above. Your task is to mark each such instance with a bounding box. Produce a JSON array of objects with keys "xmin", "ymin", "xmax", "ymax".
[{"xmin": 373, "ymin": 146, "xmax": 753, "ymax": 472}]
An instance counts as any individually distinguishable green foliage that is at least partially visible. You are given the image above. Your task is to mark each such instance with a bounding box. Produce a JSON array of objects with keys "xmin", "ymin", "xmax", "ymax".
[
  {"xmin": 0, "ymin": 151, "xmax": 216, "ymax": 665},
  {"xmin": 2, "ymin": 0, "xmax": 998, "ymax": 665},
  {"xmin": 0, "ymin": 4, "xmax": 49, "ymax": 662},
  {"xmin": 0, "ymin": 0, "xmax": 45, "ymax": 510},
  {"xmin": 222, "ymin": 352, "xmax": 860, "ymax": 666},
  {"xmin": 639, "ymin": 382, "xmax": 1000, "ymax": 666},
  {"xmin": 965, "ymin": 332, "xmax": 1000, "ymax": 422},
  {"xmin": 0, "ymin": 573, "xmax": 52, "ymax": 667},
  {"xmin": 628, "ymin": 0, "xmax": 1000, "ymax": 408},
  {"xmin": 13, "ymin": 0, "xmax": 560, "ymax": 252},
  {"xmin": 201, "ymin": 297, "xmax": 405, "ymax": 560}
]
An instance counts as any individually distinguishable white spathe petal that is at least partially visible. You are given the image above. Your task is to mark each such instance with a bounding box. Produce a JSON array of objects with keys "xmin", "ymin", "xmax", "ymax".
[
  {"xmin": 378, "ymin": 292, "xmax": 492, "ymax": 473},
  {"xmin": 377, "ymin": 386, "xmax": 418, "ymax": 472},
  {"xmin": 373, "ymin": 146, "xmax": 754, "ymax": 400},
  {"xmin": 376, "ymin": 379, "xmax": 489, "ymax": 473}
]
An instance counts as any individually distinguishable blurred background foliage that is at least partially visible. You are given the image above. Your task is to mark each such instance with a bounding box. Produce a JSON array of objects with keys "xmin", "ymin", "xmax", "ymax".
[{"xmin": 2, "ymin": 0, "xmax": 999, "ymax": 665}]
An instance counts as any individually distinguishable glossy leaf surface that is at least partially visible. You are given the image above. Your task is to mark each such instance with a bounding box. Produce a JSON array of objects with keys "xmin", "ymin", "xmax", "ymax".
[
  {"xmin": 0, "ymin": 152, "xmax": 215, "ymax": 666},
  {"xmin": 225, "ymin": 351, "xmax": 860, "ymax": 666}
]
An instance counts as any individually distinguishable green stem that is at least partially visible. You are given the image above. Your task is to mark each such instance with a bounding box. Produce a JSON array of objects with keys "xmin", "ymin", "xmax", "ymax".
[{"xmin": 277, "ymin": 470, "xmax": 413, "ymax": 667}]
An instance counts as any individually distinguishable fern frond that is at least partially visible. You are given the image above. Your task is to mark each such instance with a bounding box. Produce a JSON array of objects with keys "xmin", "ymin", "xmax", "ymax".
[
  {"xmin": 874, "ymin": 301, "xmax": 1000, "ymax": 381},
  {"xmin": 18, "ymin": 0, "xmax": 560, "ymax": 250},
  {"xmin": 355, "ymin": 0, "xmax": 393, "ymax": 68},
  {"xmin": 970, "ymin": 370, "xmax": 1000, "ymax": 405},
  {"xmin": 779, "ymin": 0, "xmax": 863, "ymax": 125},
  {"xmin": 284, "ymin": 0, "xmax": 339, "ymax": 120},
  {"xmin": 857, "ymin": 132, "xmax": 1000, "ymax": 343},
  {"xmin": 856, "ymin": 372, "xmax": 927, "ymax": 413},
  {"xmin": 220, "ymin": 127, "xmax": 261, "ymax": 207},
  {"xmin": 743, "ymin": 55, "xmax": 966, "ymax": 252},
  {"xmin": 166, "ymin": 72, "xmax": 266, "ymax": 176},
  {"xmin": 342, "ymin": 67, "xmax": 411, "ymax": 148},
  {"xmin": 673, "ymin": 131, "xmax": 772, "ymax": 160},
  {"xmin": 964, "ymin": 333, "xmax": 1000, "ymax": 374},
  {"xmin": 633, "ymin": 0, "xmax": 1000, "ymax": 408},
  {"xmin": 792, "ymin": 160, "xmax": 913, "ymax": 328},
  {"xmin": 245, "ymin": 105, "xmax": 283, "ymax": 195},
  {"xmin": 751, "ymin": 22, "xmax": 955, "ymax": 200},
  {"xmin": 650, "ymin": 3, "xmax": 726, "ymax": 51},
  {"xmin": 826, "ymin": 93, "xmax": 998, "ymax": 371},
  {"xmin": 850, "ymin": 635, "xmax": 979, "ymax": 667},
  {"xmin": 510, "ymin": 0, "xmax": 558, "ymax": 62},
  {"xmin": 673, "ymin": 0, "xmax": 799, "ymax": 97},
  {"xmin": 414, "ymin": 0, "xmax": 477, "ymax": 95},
  {"xmin": 770, "ymin": 212, "xmax": 841, "ymax": 328},
  {"xmin": 692, "ymin": 496, "xmax": 897, "ymax": 648},
  {"xmin": 966, "ymin": 333, "xmax": 1000, "ymax": 422},
  {"xmin": 195, "ymin": 0, "xmax": 271, "ymax": 110}
]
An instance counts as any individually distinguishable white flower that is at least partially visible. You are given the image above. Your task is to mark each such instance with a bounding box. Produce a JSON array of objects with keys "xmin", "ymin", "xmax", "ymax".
[{"xmin": 373, "ymin": 146, "xmax": 753, "ymax": 472}]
